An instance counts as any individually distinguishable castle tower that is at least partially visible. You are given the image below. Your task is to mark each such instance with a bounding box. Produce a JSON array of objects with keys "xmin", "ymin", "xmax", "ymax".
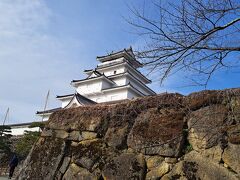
[{"xmin": 37, "ymin": 47, "xmax": 155, "ymax": 120}]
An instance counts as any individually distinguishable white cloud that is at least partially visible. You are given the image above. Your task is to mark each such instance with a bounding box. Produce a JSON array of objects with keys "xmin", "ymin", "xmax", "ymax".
[
  {"xmin": 0, "ymin": 0, "xmax": 50, "ymax": 36},
  {"xmin": 0, "ymin": 0, "xmax": 84, "ymax": 123}
]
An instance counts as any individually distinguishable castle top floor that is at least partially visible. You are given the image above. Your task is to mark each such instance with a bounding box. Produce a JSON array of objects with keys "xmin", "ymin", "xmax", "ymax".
[{"xmin": 96, "ymin": 47, "xmax": 143, "ymax": 69}]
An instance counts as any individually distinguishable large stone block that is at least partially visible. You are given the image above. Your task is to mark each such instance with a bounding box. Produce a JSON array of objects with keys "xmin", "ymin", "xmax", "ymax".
[
  {"xmin": 222, "ymin": 143, "xmax": 240, "ymax": 174},
  {"xmin": 81, "ymin": 131, "xmax": 97, "ymax": 140},
  {"xmin": 59, "ymin": 157, "xmax": 71, "ymax": 174},
  {"xmin": 102, "ymin": 153, "xmax": 146, "ymax": 180},
  {"xmin": 104, "ymin": 125, "xmax": 129, "ymax": 149},
  {"xmin": 127, "ymin": 108, "xmax": 185, "ymax": 157},
  {"xmin": 145, "ymin": 155, "xmax": 165, "ymax": 170},
  {"xmin": 41, "ymin": 128, "xmax": 53, "ymax": 137},
  {"xmin": 67, "ymin": 131, "xmax": 82, "ymax": 141},
  {"xmin": 16, "ymin": 137, "xmax": 66, "ymax": 180},
  {"xmin": 62, "ymin": 163, "xmax": 98, "ymax": 180},
  {"xmin": 200, "ymin": 145, "xmax": 223, "ymax": 163},
  {"xmin": 146, "ymin": 162, "xmax": 170, "ymax": 180},
  {"xmin": 227, "ymin": 125, "xmax": 240, "ymax": 144},
  {"xmin": 227, "ymin": 91, "xmax": 240, "ymax": 124},
  {"xmin": 54, "ymin": 130, "xmax": 69, "ymax": 139},
  {"xmin": 163, "ymin": 151, "xmax": 239, "ymax": 180},
  {"xmin": 185, "ymin": 90, "xmax": 224, "ymax": 110},
  {"xmin": 71, "ymin": 139, "xmax": 109, "ymax": 172},
  {"xmin": 46, "ymin": 106, "xmax": 110, "ymax": 136},
  {"xmin": 75, "ymin": 157, "xmax": 95, "ymax": 171},
  {"xmin": 187, "ymin": 104, "xmax": 228, "ymax": 150}
]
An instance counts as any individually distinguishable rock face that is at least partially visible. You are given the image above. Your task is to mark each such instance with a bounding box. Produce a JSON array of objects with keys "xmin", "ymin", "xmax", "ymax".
[
  {"xmin": 163, "ymin": 151, "xmax": 239, "ymax": 180},
  {"xmin": 146, "ymin": 162, "xmax": 170, "ymax": 180},
  {"xmin": 17, "ymin": 137, "xmax": 66, "ymax": 179},
  {"xmin": 102, "ymin": 153, "xmax": 146, "ymax": 180},
  {"xmin": 222, "ymin": 143, "xmax": 240, "ymax": 174},
  {"xmin": 15, "ymin": 88, "xmax": 240, "ymax": 179},
  {"xmin": 187, "ymin": 104, "xmax": 228, "ymax": 150},
  {"xmin": 127, "ymin": 107, "xmax": 185, "ymax": 157}
]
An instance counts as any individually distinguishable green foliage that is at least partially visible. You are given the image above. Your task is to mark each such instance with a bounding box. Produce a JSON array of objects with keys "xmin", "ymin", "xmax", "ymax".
[
  {"xmin": 28, "ymin": 122, "xmax": 45, "ymax": 130},
  {"xmin": 185, "ymin": 143, "xmax": 193, "ymax": 153},
  {"xmin": 182, "ymin": 128, "xmax": 193, "ymax": 154},
  {"xmin": 15, "ymin": 131, "xmax": 40, "ymax": 158},
  {"xmin": 0, "ymin": 125, "xmax": 12, "ymax": 154},
  {"xmin": 182, "ymin": 138, "xmax": 193, "ymax": 154},
  {"xmin": 0, "ymin": 125, "xmax": 11, "ymax": 133}
]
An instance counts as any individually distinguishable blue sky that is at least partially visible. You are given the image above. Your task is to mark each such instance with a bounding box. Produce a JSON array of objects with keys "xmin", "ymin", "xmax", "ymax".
[{"xmin": 0, "ymin": 0, "xmax": 239, "ymax": 124}]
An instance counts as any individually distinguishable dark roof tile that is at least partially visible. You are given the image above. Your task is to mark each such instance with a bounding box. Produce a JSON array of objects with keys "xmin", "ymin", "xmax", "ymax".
[{"xmin": 36, "ymin": 107, "xmax": 62, "ymax": 115}]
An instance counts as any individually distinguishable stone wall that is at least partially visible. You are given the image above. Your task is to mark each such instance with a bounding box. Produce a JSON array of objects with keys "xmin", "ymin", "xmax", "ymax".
[
  {"xmin": 16, "ymin": 88, "xmax": 240, "ymax": 179},
  {"xmin": 0, "ymin": 136, "xmax": 24, "ymax": 176}
]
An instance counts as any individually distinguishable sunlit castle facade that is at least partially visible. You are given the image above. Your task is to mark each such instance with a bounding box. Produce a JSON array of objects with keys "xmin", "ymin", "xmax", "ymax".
[{"xmin": 37, "ymin": 47, "xmax": 156, "ymax": 120}]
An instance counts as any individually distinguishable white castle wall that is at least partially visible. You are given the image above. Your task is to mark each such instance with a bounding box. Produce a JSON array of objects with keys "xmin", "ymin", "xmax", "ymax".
[
  {"xmin": 127, "ymin": 90, "xmax": 140, "ymax": 99},
  {"xmin": 86, "ymin": 88, "xmax": 128, "ymax": 103},
  {"xmin": 98, "ymin": 66, "xmax": 125, "ymax": 76},
  {"xmin": 76, "ymin": 81, "xmax": 102, "ymax": 95},
  {"xmin": 61, "ymin": 98, "xmax": 72, "ymax": 108},
  {"xmin": 11, "ymin": 127, "xmax": 40, "ymax": 136},
  {"xmin": 125, "ymin": 77, "xmax": 150, "ymax": 96},
  {"xmin": 112, "ymin": 77, "xmax": 126, "ymax": 86},
  {"xmin": 101, "ymin": 80, "xmax": 113, "ymax": 89}
]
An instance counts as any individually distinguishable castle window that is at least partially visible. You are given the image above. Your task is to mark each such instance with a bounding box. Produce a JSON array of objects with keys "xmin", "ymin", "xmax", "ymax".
[{"xmin": 114, "ymin": 70, "xmax": 117, "ymax": 74}]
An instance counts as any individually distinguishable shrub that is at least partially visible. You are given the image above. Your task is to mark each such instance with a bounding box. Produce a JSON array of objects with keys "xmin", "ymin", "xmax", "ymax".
[
  {"xmin": 0, "ymin": 125, "xmax": 12, "ymax": 154},
  {"xmin": 15, "ymin": 131, "xmax": 40, "ymax": 159}
]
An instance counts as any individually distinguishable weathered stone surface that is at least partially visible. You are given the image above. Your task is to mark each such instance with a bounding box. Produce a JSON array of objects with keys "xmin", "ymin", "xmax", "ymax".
[
  {"xmin": 146, "ymin": 156, "xmax": 165, "ymax": 170},
  {"xmin": 200, "ymin": 145, "xmax": 223, "ymax": 163},
  {"xmin": 104, "ymin": 125, "xmax": 129, "ymax": 149},
  {"xmin": 164, "ymin": 157, "xmax": 177, "ymax": 164},
  {"xmin": 59, "ymin": 157, "xmax": 71, "ymax": 174},
  {"xmin": 0, "ymin": 152, "xmax": 11, "ymax": 174},
  {"xmin": 47, "ymin": 107, "xmax": 110, "ymax": 136},
  {"xmin": 16, "ymin": 89, "xmax": 240, "ymax": 179},
  {"xmin": 184, "ymin": 90, "xmax": 224, "ymax": 110},
  {"xmin": 67, "ymin": 131, "xmax": 82, "ymax": 141},
  {"xmin": 16, "ymin": 137, "xmax": 66, "ymax": 180},
  {"xmin": 102, "ymin": 153, "xmax": 146, "ymax": 180},
  {"xmin": 222, "ymin": 143, "xmax": 240, "ymax": 173},
  {"xmin": 164, "ymin": 151, "xmax": 238, "ymax": 180},
  {"xmin": 63, "ymin": 163, "xmax": 81, "ymax": 180},
  {"xmin": 81, "ymin": 131, "xmax": 97, "ymax": 140},
  {"xmin": 127, "ymin": 148, "xmax": 136, "ymax": 153},
  {"xmin": 127, "ymin": 108, "xmax": 185, "ymax": 157},
  {"xmin": 54, "ymin": 171, "xmax": 63, "ymax": 180},
  {"xmin": 187, "ymin": 104, "xmax": 228, "ymax": 150},
  {"xmin": 62, "ymin": 163, "xmax": 98, "ymax": 180},
  {"xmin": 146, "ymin": 162, "xmax": 170, "ymax": 180},
  {"xmin": 227, "ymin": 92, "xmax": 240, "ymax": 124},
  {"xmin": 227, "ymin": 125, "xmax": 240, "ymax": 144},
  {"xmin": 71, "ymin": 141, "xmax": 79, "ymax": 147},
  {"xmin": 162, "ymin": 161, "xmax": 184, "ymax": 179},
  {"xmin": 54, "ymin": 130, "xmax": 69, "ymax": 139},
  {"xmin": 41, "ymin": 128, "xmax": 53, "ymax": 137},
  {"xmin": 75, "ymin": 157, "xmax": 95, "ymax": 171},
  {"xmin": 70, "ymin": 139, "xmax": 113, "ymax": 172}
]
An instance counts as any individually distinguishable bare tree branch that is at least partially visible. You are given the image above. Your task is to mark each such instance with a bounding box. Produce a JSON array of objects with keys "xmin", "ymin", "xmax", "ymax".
[{"xmin": 128, "ymin": 0, "xmax": 240, "ymax": 87}]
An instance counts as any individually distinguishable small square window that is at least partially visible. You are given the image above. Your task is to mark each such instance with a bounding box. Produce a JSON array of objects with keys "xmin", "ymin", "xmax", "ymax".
[{"xmin": 114, "ymin": 70, "xmax": 117, "ymax": 74}]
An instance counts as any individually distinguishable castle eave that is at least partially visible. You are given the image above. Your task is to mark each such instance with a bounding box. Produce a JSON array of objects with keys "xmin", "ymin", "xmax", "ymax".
[
  {"xmin": 56, "ymin": 94, "xmax": 74, "ymax": 100},
  {"xmin": 96, "ymin": 48, "xmax": 143, "ymax": 68},
  {"xmin": 108, "ymin": 71, "xmax": 155, "ymax": 95},
  {"xmin": 71, "ymin": 75, "xmax": 115, "ymax": 87},
  {"xmin": 64, "ymin": 93, "xmax": 97, "ymax": 108},
  {"xmin": 36, "ymin": 107, "xmax": 62, "ymax": 115},
  {"xmin": 94, "ymin": 61, "xmax": 151, "ymax": 84}
]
